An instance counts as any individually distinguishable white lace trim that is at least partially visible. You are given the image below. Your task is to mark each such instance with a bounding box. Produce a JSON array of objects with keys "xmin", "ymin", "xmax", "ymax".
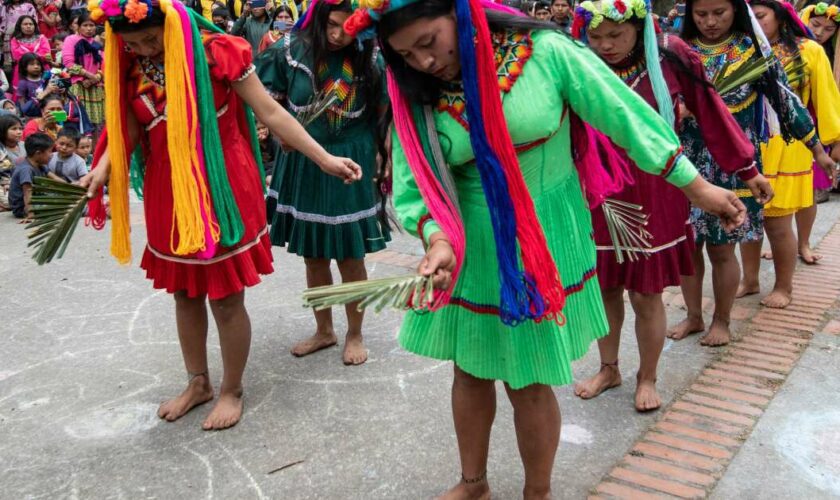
[
  {"xmin": 235, "ymin": 64, "xmax": 256, "ymax": 82},
  {"xmin": 268, "ymin": 190, "xmax": 380, "ymax": 225}
]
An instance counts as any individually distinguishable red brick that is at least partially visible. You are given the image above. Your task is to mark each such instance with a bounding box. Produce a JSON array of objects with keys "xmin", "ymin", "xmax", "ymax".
[
  {"xmin": 595, "ymin": 481, "xmax": 664, "ymax": 500},
  {"xmin": 696, "ymin": 375, "xmax": 775, "ymax": 397},
  {"xmin": 672, "ymin": 401, "xmax": 756, "ymax": 427},
  {"xmin": 711, "ymin": 362, "xmax": 787, "ymax": 381},
  {"xmin": 689, "ymin": 383, "xmax": 771, "ymax": 406},
  {"xmin": 721, "ymin": 355, "xmax": 792, "ymax": 374},
  {"xmin": 750, "ymin": 331, "xmax": 810, "ymax": 345},
  {"xmin": 786, "ymin": 303, "xmax": 832, "ymax": 315},
  {"xmin": 729, "ymin": 348, "xmax": 796, "ymax": 366},
  {"xmin": 735, "ymin": 338, "xmax": 800, "ymax": 357},
  {"xmin": 823, "ymin": 319, "xmax": 840, "ymax": 335},
  {"xmin": 610, "ymin": 467, "xmax": 706, "ymax": 498},
  {"xmin": 751, "ymin": 315, "xmax": 815, "ymax": 332},
  {"xmin": 587, "ymin": 496, "xmax": 607, "ymax": 500},
  {"xmin": 623, "ymin": 455, "xmax": 716, "ymax": 487},
  {"xmin": 655, "ymin": 420, "xmax": 740, "ymax": 447},
  {"xmin": 790, "ymin": 292, "xmax": 836, "ymax": 306},
  {"xmin": 750, "ymin": 324, "xmax": 811, "ymax": 340},
  {"xmin": 683, "ymin": 393, "xmax": 763, "ymax": 417},
  {"xmin": 763, "ymin": 303, "xmax": 827, "ymax": 318},
  {"xmin": 792, "ymin": 275, "xmax": 840, "ymax": 288},
  {"xmin": 632, "ymin": 442, "xmax": 721, "ymax": 472},
  {"xmin": 703, "ymin": 368, "xmax": 764, "ymax": 387},
  {"xmin": 645, "ymin": 432, "xmax": 733, "ymax": 459},
  {"xmin": 755, "ymin": 310, "xmax": 823, "ymax": 328},
  {"xmin": 663, "ymin": 411, "xmax": 744, "ymax": 436}
]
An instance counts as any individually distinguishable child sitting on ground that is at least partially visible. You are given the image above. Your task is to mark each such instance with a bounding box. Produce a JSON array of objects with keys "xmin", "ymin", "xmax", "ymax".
[
  {"xmin": 48, "ymin": 128, "xmax": 88, "ymax": 183},
  {"xmin": 8, "ymin": 133, "xmax": 54, "ymax": 220}
]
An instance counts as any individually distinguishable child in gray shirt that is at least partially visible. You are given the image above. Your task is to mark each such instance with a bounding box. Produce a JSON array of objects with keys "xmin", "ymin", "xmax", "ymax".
[{"xmin": 48, "ymin": 128, "xmax": 88, "ymax": 183}]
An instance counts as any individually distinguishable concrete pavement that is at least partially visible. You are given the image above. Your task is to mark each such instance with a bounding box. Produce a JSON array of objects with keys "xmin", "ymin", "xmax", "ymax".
[{"xmin": 1, "ymin": 196, "xmax": 839, "ymax": 499}]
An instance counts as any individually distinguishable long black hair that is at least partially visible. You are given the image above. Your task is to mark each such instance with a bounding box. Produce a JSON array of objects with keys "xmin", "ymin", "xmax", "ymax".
[
  {"xmin": 752, "ymin": 0, "xmax": 811, "ymax": 51},
  {"xmin": 17, "ymin": 52, "xmax": 44, "ymax": 80},
  {"xmin": 0, "ymin": 114, "xmax": 24, "ymax": 147},
  {"xmin": 12, "ymin": 15, "xmax": 40, "ymax": 39},
  {"xmin": 379, "ymin": 0, "xmax": 557, "ymax": 104},
  {"xmin": 301, "ymin": 0, "xmax": 392, "ymax": 225}
]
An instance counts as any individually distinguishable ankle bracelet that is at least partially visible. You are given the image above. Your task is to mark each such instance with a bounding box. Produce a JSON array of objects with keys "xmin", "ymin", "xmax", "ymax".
[{"xmin": 462, "ymin": 470, "xmax": 487, "ymax": 484}]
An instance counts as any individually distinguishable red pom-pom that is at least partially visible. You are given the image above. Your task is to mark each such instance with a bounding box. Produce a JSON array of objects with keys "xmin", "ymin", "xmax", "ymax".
[
  {"xmin": 343, "ymin": 9, "xmax": 372, "ymax": 37},
  {"xmin": 614, "ymin": 0, "xmax": 627, "ymax": 14},
  {"xmin": 572, "ymin": 15, "xmax": 585, "ymax": 39}
]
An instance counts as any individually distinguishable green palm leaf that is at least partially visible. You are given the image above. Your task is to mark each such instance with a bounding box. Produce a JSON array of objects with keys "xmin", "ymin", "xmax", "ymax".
[
  {"xmin": 713, "ymin": 56, "xmax": 772, "ymax": 95},
  {"xmin": 303, "ymin": 274, "xmax": 436, "ymax": 313},
  {"xmin": 27, "ymin": 177, "xmax": 88, "ymax": 265}
]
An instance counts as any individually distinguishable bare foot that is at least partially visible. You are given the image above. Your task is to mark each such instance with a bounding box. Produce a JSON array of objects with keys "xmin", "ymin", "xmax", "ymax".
[
  {"xmin": 799, "ymin": 246, "xmax": 822, "ymax": 265},
  {"xmin": 436, "ymin": 481, "xmax": 491, "ymax": 500},
  {"xmin": 342, "ymin": 332, "xmax": 368, "ymax": 366},
  {"xmin": 700, "ymin": 318, "xmax": 730, "ymax": 346},
  {"xmin": 736, "ymin": 281, "xmax": 760, "ymax": 298},
  {"xmin": 574, "ymin": 364, "xmax": 621, "ymax": 400},
  {"xmin": 666, "ymin": 316, "xmax": 705, "ymax": 340},
  {"xmin": 635, "ymin": 376, "xmax": 661, "ymax": 412},
  {"xmin": 157, "ymin": 375, "xmax": 214, "ymax": 422},
  {"xmin": 761, "ymin": 250, "xmax": 773, "ymax": 260},
  {"xmin": 202, "ymin": 389, "xmax": 243, "ymax": 431},
  {"xmin": 761, "ymin": 289, "xmax": 792, "ymax": 309},
  {"xmin": 291, "ymin": 332, "xmax": 338, "ymax": 357}
]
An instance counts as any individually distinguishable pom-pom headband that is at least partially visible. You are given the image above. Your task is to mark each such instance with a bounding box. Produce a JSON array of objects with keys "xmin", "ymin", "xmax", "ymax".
[
  {"xmin": 295, "ymin": 0, "xmax": 363, "ymax": 30},
  {"xmin": 572, "ymin": 0, "xmax": 647, "ymax": 35},
  {"xmin": 89, "ymin": 0, "xmax": 154, "ymax": 24},
  {"xmin": 801, "ymin": 2, "xmax": 840, "ymax": 23},
  {"xmin": 572, "ymin": 0, "xmax": 675, "ymax": 127}
]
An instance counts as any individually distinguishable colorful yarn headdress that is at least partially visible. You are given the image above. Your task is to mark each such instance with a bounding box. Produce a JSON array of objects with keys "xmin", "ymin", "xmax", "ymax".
[
  {"xmin": 573, "ymin": 0, "xmax": 675, "ymax": 126},
  {"xmin": 344, "ymin": 0, "xmax": 568, "ymax": 325},
  {"xmin": 87, "ymin": 0, "xmax": 265, "ymax": 264},
  {"xmin": 801, "ymin": 1, "xmax": 840, "ymax": 85}
]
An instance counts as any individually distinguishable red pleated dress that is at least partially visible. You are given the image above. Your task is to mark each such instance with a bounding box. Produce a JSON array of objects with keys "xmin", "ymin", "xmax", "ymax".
[{"xmin": 129, "ymin": 33, "xmax": 273, "ymax": 300}]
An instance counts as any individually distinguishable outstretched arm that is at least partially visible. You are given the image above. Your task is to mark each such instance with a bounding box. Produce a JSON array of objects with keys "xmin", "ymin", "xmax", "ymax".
[{"xmin": 232, "ymin": 72, "xmax": 362, "ymax": 184}]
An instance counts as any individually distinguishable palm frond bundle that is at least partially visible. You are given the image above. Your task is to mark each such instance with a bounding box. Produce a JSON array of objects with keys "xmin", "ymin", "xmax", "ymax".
[
  {"xmin": 713, "ymin": 56, "xmax": 772, "ymax": 95},
  {"xmin": 296, "ymin": 87, "xmax": 338, "ymax": 128},
  {"xmin": 303, "ymin": 274, "xmax": 436, "ymax": 313},
  {"xmin": 601, "ymin": 198, "xmax": 653, "ymax": 264},
  {"xmin": 27, "ymin": 177, "xmax": 88, "ymax": 265}
]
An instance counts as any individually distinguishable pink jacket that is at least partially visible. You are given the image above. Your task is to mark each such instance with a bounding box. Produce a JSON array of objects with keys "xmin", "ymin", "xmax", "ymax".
[
  {"xmin": 11, "ymin": 35, "xmax": 51, "ymax": 63},
  {"xmin": 62, "ymin": 34, "xmax": 103, "ymax": 84}
]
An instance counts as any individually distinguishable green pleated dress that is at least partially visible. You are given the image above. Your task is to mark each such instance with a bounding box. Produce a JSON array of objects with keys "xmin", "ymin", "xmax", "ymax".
[
  {"xmin": 392, "ymin": 30, "xmax": 700, "ymax": 390},
  {"xmin": 255, "ymin": 33, "xmax": 390, "ymax": 260}
]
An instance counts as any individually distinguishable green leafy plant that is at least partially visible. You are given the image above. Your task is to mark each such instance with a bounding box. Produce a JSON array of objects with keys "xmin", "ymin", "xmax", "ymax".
[{"xmin": 27, "ymin": 177, "xmax": 88, "ymax": 265}]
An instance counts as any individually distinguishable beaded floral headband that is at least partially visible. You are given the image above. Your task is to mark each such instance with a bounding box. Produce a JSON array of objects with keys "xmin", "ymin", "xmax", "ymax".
[
  {"xmin": 801, "ymin": 2, "xmax": 840, "ymax": 23},
  {"xmin": 572, "ymin": 0, "xmax": 648, "ymax": 34}
]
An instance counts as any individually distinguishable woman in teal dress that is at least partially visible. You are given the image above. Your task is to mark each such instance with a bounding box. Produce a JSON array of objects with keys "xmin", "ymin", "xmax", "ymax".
[
  {"xmin": 255, "ymin": 0, "xmax": 390, "ymax": 365},
  {"xmin": 667, "ymin": 0, "xmax": 829, "ymax": 347},
  {"xmin": 346, "ymin": 0, "xmax": 746, "ymax": 497}
]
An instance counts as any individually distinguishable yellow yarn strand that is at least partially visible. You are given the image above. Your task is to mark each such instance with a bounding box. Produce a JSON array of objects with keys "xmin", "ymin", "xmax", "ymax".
[
  {"xmin": 103, "ymin": 23, "xmax": 132, "ymax": 264},
  {"xmin": 160, "ymin": 0, "xmax": 214, "ymax": 256}
]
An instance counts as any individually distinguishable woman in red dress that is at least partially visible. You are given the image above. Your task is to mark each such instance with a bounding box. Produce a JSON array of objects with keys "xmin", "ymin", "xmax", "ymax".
[{"xmin": 82, "ymin": 0, "xmax": 361, "ymax": 430}]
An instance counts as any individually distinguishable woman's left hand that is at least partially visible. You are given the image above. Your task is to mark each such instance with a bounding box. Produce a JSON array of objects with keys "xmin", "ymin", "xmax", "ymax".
[
  {"xmin": 318, "ymin": 155, "xmax": 362, "ymax": 184},
  {"xmin": 683, "ymin": 177, "xmax": 746, "ymax": 233}
]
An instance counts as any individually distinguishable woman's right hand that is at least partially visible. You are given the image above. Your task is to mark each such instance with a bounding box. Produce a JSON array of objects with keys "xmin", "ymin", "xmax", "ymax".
[
  {"xmin": 79, "ymin": 162, "xmax": 110, "ymax": 198},
  {"xmin": 318, "ymin": 155, "xmax": 362, "ymax": 184},
  {"xmin": 419, "ymin": 234, "xmax": 457, "ymax": 290}
]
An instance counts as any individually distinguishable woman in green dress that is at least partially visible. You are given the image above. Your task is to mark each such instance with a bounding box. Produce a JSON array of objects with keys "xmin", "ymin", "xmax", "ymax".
[
  {"xmin": 255, "ymin": 0, "xmax": 390, "ymax": 365},
  {"xmin": 346, "ymin": 0, "xmax": 747, "ymax": 497}
]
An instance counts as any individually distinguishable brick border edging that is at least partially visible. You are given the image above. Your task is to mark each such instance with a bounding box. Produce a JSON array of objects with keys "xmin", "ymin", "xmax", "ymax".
[{"xmin": 589, "ymin": 224, "xmax": 840, "ymax": 499}]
